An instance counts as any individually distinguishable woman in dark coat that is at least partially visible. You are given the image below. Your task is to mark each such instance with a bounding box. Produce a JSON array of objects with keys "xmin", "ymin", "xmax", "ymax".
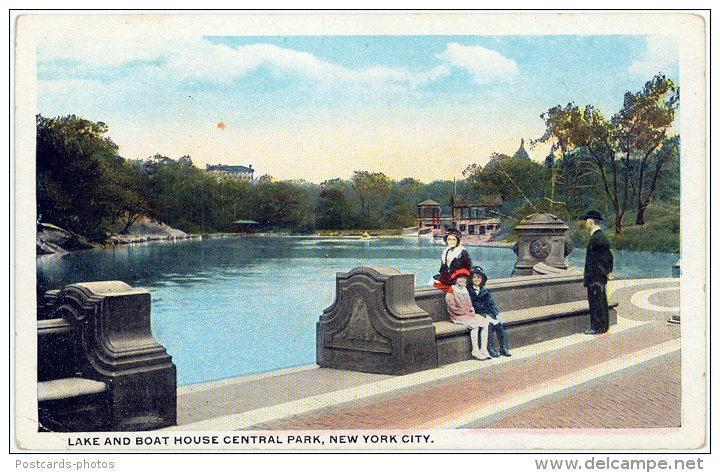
[{"xmin": 432, "ymin": 228, "xmax": 473, "ymax": 293}]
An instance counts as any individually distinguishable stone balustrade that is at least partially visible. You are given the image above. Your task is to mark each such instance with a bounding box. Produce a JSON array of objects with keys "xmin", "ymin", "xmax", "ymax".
[
  {"xmin": 317, "ymin": 265, "xmax": 617, "ymax": 375},
  {"xmin": 37, "ymin": 281, "xmax": 176, "ymax": 432}
]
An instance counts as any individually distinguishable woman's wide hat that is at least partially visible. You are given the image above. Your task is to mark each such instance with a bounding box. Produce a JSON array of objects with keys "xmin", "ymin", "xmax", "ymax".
[{"xmin": 443, "ymin": 227, "xmax": 462, "ymax": 243}]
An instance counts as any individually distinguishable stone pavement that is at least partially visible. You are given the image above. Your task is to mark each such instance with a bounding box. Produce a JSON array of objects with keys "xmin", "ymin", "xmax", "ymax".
[{"xmin": 168, "ymin": 278, "xmax": 682, "ymax": 431}]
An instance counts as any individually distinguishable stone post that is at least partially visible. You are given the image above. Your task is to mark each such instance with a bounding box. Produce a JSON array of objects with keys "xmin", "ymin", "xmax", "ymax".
[
  {"xmin": 316, "ymin": 266, "xmax": 437, "ymax": 375},
  {"xmin": 40, "ymin": 281, "xmax": 177, "ymax": 431},
  {"xmin": 512, "ymin": 213, "xmax": 574, "ymax": 276}
]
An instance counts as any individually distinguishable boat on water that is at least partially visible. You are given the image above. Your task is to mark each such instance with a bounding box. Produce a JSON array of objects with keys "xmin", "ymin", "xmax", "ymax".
[{"xmin": 417, "ymin": 195, "xmax": 503, "ymax": 246}]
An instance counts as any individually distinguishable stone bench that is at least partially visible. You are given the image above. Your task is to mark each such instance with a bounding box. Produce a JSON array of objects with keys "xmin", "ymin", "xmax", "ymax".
[
  {"xmin": 317, "ymin": 266, "xmax": 617, "ymax": 375},
  {"xmin": 37, "ymin": 281, "xmax": 177, "ymax": 432}
]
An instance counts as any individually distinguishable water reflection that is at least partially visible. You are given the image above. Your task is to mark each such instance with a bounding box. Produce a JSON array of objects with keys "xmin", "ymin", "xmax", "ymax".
[{"xmin": 36, "ymin": 235, "xmax": 679, "ymax": 386}]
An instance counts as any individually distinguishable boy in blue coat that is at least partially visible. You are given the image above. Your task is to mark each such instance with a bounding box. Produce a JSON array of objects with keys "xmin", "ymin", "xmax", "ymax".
[{"xmin": 467, "ymin": 266, "xmax": 511, "ymax": 357}]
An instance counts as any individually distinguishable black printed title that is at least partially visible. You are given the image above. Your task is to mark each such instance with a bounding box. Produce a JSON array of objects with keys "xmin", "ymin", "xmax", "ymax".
[{"xmin": 67, "ymin": 433, "xmax": 433, "ymax": 447}]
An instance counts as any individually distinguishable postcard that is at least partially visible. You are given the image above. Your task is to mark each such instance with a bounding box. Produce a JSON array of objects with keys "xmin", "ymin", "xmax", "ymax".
[{"xmin": 13, "ymin": 11, "xmax": 707, "ymax": 459}]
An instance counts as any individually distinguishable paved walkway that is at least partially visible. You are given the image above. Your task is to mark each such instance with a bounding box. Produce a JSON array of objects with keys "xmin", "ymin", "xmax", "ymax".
[{"xmin": 167, "ymin": 278, "xmax": 681, "ymax": 431}]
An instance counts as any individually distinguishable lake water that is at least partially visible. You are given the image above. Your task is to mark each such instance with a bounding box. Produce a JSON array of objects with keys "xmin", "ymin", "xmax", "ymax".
[{"xmin": 36, "ymin": 235, "xmax": 679, "ymax": 386}]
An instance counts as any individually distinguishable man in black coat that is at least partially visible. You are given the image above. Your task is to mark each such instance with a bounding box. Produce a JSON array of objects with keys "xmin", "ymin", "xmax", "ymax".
[{"xmin": 582, "ymin": 210, "xmax": 614, "ymax": 334}]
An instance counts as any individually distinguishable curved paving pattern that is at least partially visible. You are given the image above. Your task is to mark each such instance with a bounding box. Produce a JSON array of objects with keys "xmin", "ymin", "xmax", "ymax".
[{"xmin": 631, "ymin": 288, "xmax": 681, "ymax": 312}]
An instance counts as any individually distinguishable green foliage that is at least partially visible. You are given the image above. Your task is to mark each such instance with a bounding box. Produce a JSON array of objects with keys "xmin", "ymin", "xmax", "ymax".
[
  {"xmin": 315, "ymin": 173, "xmax": 446, "ymax": 230},
  {"xmin": 37, "ymin": 102, "xmax": 681, "ymax": 254},
  {"xmin": 249, "ymin": 181, "xmax": 309, "ymax": 231},
  {"xmin": 467, "ymin": 153, "xmax": 552, "ymax": 218},
  {"xmin": 36, "ymin": 114, "xmax": 139, "ymax": 240},
  {"xmin": 571, "ymin": 203, "xmax": 679, "ymax": 253},
  {"xmin": 616, "ymin": 202, "xmax": 680, "ymax": 252},
  {"xmin": 316, "ymin": 188, "xmax": 353, "ymax": 230},
  {"xmin": 350, "ymin": 171, "xmax": 392, "ymax": 222},
  {"xmin": 538, "ymin": 74, "xmax": 679, "ymax": 233}
]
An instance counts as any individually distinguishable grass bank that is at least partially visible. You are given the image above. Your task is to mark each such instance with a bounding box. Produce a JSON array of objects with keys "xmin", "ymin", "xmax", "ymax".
[{"xmin": 573, "ymin": 206, "xmax": 680, "ymax": 253}]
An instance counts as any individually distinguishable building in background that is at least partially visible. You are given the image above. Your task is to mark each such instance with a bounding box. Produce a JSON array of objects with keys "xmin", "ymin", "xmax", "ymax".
[
  {"xmin": 206, "ymin": 164, "xmax": 255, "ymax": 181},
  {"xmin": 418, "ymin": 195, "xmax": 502, "ymax": 246}
]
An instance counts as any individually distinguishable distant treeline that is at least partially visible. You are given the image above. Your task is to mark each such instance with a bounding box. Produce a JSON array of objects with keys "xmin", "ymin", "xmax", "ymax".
[
  {"xmin": 35, "ymin": 115, "xmax": 469, "ymax": 239},
  {"xmin": 35, "ymin": 75, "xmax": 681, "ymax": 252}
]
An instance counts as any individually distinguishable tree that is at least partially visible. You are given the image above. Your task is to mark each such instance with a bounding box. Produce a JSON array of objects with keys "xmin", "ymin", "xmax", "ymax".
[
  {"xmin": 383, "ymin": 187, "xmax": 418, "ymax": 228},
  {"xmin": 216, "ymin": 177, "xmax": 253, "ymax": 228},
  {"xmin": 137, "ymin": 154, "xmax": 220, "ymax": 233},
  {"xmin": 36, "ymin": 114, "xmax": 125, "ymax": 240},
  {"xmin": 249, "ymin": 181, "xmax": 306, "ymax": 230},
  {"xmin": 316, "ymin": 188, "xmax": 353, "ymax": 230},
  {"xmin": 110, "ymin": 159, "xmax": 160, "ymax": 234},
  {"xmin": 615, "ymin": 76, "xmax": 679, "ymax": 225},
  {"xmin": 545, "ymin": 147, "xmax": 604, "ymax": 218},
  {"xmin": 467, "ymin": 153, "xmax": 551, "ymax": 217},
  {"xmin": 538, "ymin": 74, "xmax": 679, "ymax": 233},
  {"xmin": 350, "ymin": 171, "xmax": 393, "ymax": 223}
]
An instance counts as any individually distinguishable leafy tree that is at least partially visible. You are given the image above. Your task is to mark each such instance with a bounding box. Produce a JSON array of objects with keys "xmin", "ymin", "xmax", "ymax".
[
  {"xmin": 538, "ymin": 74, "xmax": 679, "ymax": 232},
  {"xmin": 545, "ymin": 147, "xmax": 606, "ymax": 218},
  {"xmin": 111, "ymin": 159, "xmax": 160, "ymax": 234},
  {"xmin": 316, "ymin": 187, "xmax": 353, "ymax": 230},
  {"xmin": 350, "ymin": 171, "xmax": 393, "ymax": 223},
  {"xmin": 422, "ymin": 180, "xmax": 467, "ymax": 215},
  {"xmin": 632, "ymin": 134, "xmax": 679, "ymax": 226},
  {"xmin": 382, "ymin": 187, "xmax": 418, "ymax": 228},
  {"xmin": 216, "ymin": 177, "xmax": 253, "ymax": 228},
  {"xmin": 249, "ymin": 181, "xmax": 307, "ymax": 230},
  {"xmin": 467, "ymin": 153, "xmax": 551, "ymax": 217},
  {"xmin": 36, "ymin": 114, "xmax": 125, "ymax": 240},
  {"xmin": 136, "ymin": 154, "xmax": 218, "ymax": 233}
]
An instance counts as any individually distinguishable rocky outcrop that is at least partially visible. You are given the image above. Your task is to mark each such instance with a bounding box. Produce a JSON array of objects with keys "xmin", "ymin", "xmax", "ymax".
[
  {"xmin": 36, "ymin": 223, "xmax": 94, "ymax": 255},
  {"xmin": 37, "ymin": 219, "xmax": 197, "ymax": 255},
  {"xmin": 107, "ymin": 218, "xmax": 193, "ymax": 245}
]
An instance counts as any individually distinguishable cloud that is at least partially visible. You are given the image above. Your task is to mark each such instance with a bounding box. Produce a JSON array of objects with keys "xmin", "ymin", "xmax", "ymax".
[
  {"xmin": 38, "ymin": 36, "xmax": 448, "ymax": 93},
  {"xmin": 627, "ymin": 35, "xmax": 679, "ymax": 77},
  {"xmin": 436, "ymin": 43, "xmax": 519, "ymax": 84}
]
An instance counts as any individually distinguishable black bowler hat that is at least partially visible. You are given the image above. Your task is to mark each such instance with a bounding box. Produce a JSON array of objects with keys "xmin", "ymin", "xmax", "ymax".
[{"xmin": 581, "ymin": 210, "xmax": 603, "ymax": 221}]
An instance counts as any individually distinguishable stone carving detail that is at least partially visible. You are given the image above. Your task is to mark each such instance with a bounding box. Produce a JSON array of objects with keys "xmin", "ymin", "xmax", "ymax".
[
  {"xmin": 512, "ymin": 213, "xmax": 573, "ymax": 276},
  {"xmin": 38, "ymin": 281, "xmax": 177, "ymax": 431},
  {"xmin": 328, "ymin": 295, "xmax": 392, "ymax": 353},
  {"xmin": 530, "ymin": 238, "xmax": 552, "ymax": 259}
]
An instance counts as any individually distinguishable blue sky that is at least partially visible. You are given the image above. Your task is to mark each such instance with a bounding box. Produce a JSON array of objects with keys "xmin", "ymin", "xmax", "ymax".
[{"xmin": 36, "ymin": 32, "xmax": 679, "ymax": 183}]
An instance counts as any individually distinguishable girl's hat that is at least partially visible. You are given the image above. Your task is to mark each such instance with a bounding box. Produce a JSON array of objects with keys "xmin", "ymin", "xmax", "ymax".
[
  {"xmin": 443, "ymin": 228, "xmax": 462, "ymax": 243},
  {"xmin": 471, "ymin": 266, "xmax": 488, "ymax": 288},
  {"xmin": 450, "ymin": 267, "xmax": 471, "ymax": 283}
]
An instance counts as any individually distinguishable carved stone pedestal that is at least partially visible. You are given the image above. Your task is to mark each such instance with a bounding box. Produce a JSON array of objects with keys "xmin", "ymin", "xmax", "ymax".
[
  {"xmin": 316, "ymin": 266, "xmax": 437, "ymax": 375},
  {"xmin": 38, "ymin": 281, "xmax": 176, "ymax": 432},
  {"xmin": 513, "ymin": 213, "xmax": 574, "ymax": 276}
]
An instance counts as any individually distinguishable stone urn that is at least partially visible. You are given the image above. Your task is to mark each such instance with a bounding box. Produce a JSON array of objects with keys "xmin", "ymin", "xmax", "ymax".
[{"xmin": 512, "ymin": 213, "xmax": 574, "ymax": 276}]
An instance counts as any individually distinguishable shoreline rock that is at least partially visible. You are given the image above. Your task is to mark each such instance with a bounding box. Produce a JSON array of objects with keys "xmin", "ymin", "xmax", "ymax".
[
  {"xmin": 36, "ymin": 223, "xmax": 95, "ymax": 255},
  {"xmin": 37, "ymin": 219, "xmax": 199, "ymax": 255}
]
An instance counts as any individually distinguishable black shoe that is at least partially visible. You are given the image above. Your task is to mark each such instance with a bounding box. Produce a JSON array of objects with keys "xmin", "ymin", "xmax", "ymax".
[
  {"xmin": 584, "ymin": 329, "xmax": 598, "ymax": 335},
  {"xmin": 487, "ymin": 347, "xmax": 500, "ymax": 358},
  {"xmin": 495, "ymin": 323, "xmax": 511, "ymax": 357}
]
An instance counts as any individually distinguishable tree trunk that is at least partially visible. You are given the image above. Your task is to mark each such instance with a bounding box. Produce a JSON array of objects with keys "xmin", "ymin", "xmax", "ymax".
[
  {"xmin": 635, "ymin": 156, "xmax": 667, "ymax": 226},
  {"xmin": 121, "ymin": 213, "xmax": 139, "ymax": 235},
  {"xmin": 636, "ymin": 205, "xmax": 647, "ymax": 227}
]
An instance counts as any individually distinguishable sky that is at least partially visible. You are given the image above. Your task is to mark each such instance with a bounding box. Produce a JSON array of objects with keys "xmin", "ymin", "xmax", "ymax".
[{"xmin": 35, "ymin": 28, "xmax": 679, "ymax": 183}]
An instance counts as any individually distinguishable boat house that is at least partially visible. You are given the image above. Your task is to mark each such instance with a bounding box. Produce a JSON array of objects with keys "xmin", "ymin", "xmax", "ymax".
[{"xmin": 417, "ymin": 195, "xmax": 503, "ymax": 245}]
